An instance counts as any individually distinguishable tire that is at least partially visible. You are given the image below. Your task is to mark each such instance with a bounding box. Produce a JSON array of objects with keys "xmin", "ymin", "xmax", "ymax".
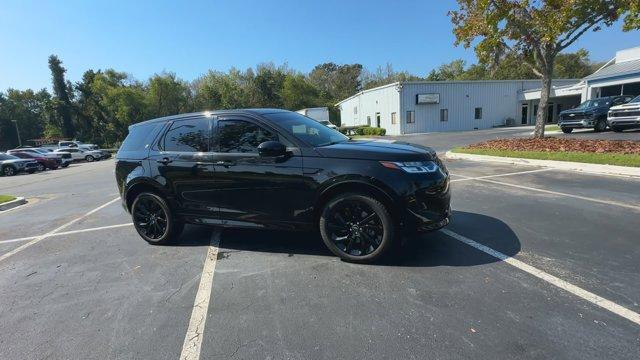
[
  {"xmin": 561, "ymin": 127, "xmax": 573, "ymax": 134},
  {"xmin": 49, "ymin": 165, "xmax": 59, "ymax": 170},
  {"xmin": 36, "ymin": 163, "xmax": 45, "ymax": 172},
  {"xmin": 2, "ymin": 166, "xmax": 16, "ymax": 176},
  {"xmin": 85, "ymin": 155, "xmax": 95, "ymax": 162},
  {"xmin": 319, "ymin": 193, "xmax": 396, "ymax": 263},
  {"xmin": 611, "ymin": 126, "xmax": 624, "ymax": 133},
  {"xmin": 594, "ymin": 118, "xmax": 607, "ymax": 132},
  {"xmin": 61, "ymin": 163, "xmax": 69, "ymax": 168},
  {"xmin": 27, "ymin": 169, "xmax": 36, "ymax": 174},
  {"xmin": 131, "ymin": 192, "xmax": 184, "ymax": 245}
]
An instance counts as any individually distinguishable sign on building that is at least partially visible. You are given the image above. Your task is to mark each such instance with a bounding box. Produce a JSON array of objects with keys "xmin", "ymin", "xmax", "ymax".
[{"xmin": 416, "ymin": 93, "xmax": 440, "ymax": 104}]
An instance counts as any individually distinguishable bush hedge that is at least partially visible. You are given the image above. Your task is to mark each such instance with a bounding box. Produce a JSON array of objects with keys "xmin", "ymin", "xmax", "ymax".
[{"xmin": 339, "ymin": 125, "xmax": 386, "ymax": 136}]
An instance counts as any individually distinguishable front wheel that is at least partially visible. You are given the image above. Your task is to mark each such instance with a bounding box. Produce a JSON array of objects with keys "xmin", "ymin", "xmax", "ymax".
[
  {"xmin": 3, "ymin": 166, "xmax": 16, "ymax": 176},
  {"xmin": 61, "ymin": 163, "xmax": 69, "ymax": 168},
  {"xmin": 594, "ymin": 119, "xmax": 607, "ymax": 132},
  {"xmin": 36, "ymin": 163, "xmax": 45, "ymax": 172},
  {"xmin": 611, "ymin": 126, "xmax": 624, "ymax": 133},
  {"xmin": 131, "ymin": 192, "xmax": 184, "ymax": 244},
  {"xmin": 561, "ymin": 127, "xmax": 573, "ymax": 134},
  {"xmin": 319, "ymin": 193, "xmax": 396, "ymax": 263}
]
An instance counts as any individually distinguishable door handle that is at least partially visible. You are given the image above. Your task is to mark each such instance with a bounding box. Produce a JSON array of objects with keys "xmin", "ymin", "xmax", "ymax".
[
  {"xmin": 214, "ymin": 160, "xmax": 235, "ymax": 168},
  {"xmin": 157, "ymin": 157, "xmax": 173, "ymax": 165}
]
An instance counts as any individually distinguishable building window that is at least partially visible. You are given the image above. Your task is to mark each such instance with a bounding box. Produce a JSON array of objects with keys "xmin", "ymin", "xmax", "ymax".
[
  {"xmin": 391, "ymin": 112, "xmax": 397, "ymax": 124},
  {"xmin": 406, "ymin": 111, "xmax": 415, "ymax": 123},
  {"xmin": 353, "ymin": 107, "xmax": 358, "ymax": 115},
  {"xmin": 440, "ymin": 109, "xmax": 448, "ymax": 122},
  {"xmin": 474, "ymin": 107, "xmax": 482, "ymax": 120},
  {"xmin": 367, "ymin": 116, "xmax": 371, "ymax": 126}
]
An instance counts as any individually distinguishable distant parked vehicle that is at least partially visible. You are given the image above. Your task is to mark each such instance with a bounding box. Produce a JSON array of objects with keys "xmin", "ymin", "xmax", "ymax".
[
  {"xmin": 0, "ymin": 153, "xmax": 39, "ymax": 176},
  {"xmin": 558, "ymin": 95, "xmax": 634, "ymax": 133},
  {"xmin": 53, "ymin": 148, "xmax": 103, "ymax": 162},
  {"xmin": 10, "ymin": 151, "xmax": 60, "ymax": 171},
  {"xmin": 58, "ymin": 140, "xmax": 99, "ymax": 150},
  {"xmin": 7, "ymin": 147, "xmax": 71, "ymax": 168},
  {"xmin": 607, "ymin": 94, "xmax": 640, "ymax": 132},
  {"xmin": 296, "ymin": 107, "xmax": 338, "ymax": 129}
]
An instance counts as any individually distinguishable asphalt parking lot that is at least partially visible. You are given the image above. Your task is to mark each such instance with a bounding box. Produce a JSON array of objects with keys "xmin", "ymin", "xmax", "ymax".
[{"xmin": 1, "ymin": 139, "xmax": 639, "ymax": 359}]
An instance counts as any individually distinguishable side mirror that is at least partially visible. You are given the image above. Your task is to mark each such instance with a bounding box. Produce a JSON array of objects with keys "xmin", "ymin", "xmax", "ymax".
[{"xmin": 257, "ymin": 141, "xmax": 286, "ymax": 157}]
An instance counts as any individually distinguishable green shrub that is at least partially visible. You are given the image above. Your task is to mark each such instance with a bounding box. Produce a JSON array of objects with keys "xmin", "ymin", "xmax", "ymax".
[{"xmin": 358, "ymin": 126, "xmax": 386, "ymax": 136}]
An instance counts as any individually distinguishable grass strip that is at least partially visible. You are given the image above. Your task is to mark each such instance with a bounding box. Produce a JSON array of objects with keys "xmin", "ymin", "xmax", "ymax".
[
  {"xmin": 452, "ymin": 147, "xmax": 640, "ymax": 167},
  {"xmin": 0, "ymin": 195, "xmax": 17, "ymax": 204}
]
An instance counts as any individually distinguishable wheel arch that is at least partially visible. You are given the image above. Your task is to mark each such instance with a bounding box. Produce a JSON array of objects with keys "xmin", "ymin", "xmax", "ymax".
[
  {"xmin": 313, "ymin": 179, "xmax": 401, "ymax": 224},
  {"xmin": 124, "ymin": 180, "xmax": 167, "ymax": 212}
]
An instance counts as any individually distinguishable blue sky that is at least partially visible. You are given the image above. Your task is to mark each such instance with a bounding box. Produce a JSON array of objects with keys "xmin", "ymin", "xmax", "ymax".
[{"xmin": 1, "ymin": 0, "xmax": 638, "ymax": 91}]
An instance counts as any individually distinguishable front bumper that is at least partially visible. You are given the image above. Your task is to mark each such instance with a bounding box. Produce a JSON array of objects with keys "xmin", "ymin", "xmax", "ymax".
[
  {"xmin": 607, "ymin": 116, "xmax": 640, "ymax": 128},
  {"xmin": 557, "ymin": 119, "xmax": 595, "ymax": 129},
  {"xmin": 402, "ymin": 174, "xmax": 452, "ymax": 232}
]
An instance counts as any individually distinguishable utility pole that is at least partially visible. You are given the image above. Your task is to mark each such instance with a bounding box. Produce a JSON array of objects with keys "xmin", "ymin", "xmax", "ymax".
[{"xmin": 11, "ymin": 120, "xmax": 22, "ymax": 147}]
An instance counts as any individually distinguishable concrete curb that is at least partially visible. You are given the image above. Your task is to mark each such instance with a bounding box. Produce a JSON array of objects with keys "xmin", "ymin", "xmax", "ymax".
[
  {"xmin": 0, "ymin": 197, "xmax": 27, "ymax": 211},
  {"xmin": 445, "ymin": 151, "xmax": 640, "ymax": 178}
]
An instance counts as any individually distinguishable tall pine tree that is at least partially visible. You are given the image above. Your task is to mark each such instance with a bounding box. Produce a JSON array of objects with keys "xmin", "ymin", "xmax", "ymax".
[{"xmin": 48, "ymin": 55, "xmax": 75, "ymax": 138}]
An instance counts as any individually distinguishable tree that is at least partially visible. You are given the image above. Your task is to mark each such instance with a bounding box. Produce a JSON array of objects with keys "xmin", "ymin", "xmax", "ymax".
[
  {"xmin": 450, "ymin": 0, "xmax": 640, "ymax": 138},
  {"xmin": 48, "ymin": 55, "xmax": 75, "ymax": 138},
  {"xmin": 426, "ymin": 60, "xmax": 468, "ymax": 81},
  {"xmin": 146, "ymin": 72, "xmax": 192, "ymax": 118},
  {"xmin": 281, "ymin": 74, "xmax": 319, "ymax": 110}
]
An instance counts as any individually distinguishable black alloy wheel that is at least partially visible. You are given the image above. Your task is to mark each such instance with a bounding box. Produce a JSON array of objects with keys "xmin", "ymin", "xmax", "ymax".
[
  {"xmin": 3, "ymin": 166, "xmax": 16, "ymax": 176},
  {"xmin": 594, "ymin": 118, "xmax": 607, "ymax": 132},
  {"xmin": 37, "ymin": 163, "xmax": 45, "ymax": 172},
  {"xmin": 320, "ymin": 193, "xmax": 395, "ymax": 263},
  {"xmin": 132, "ymin": 192, "xmax": 183, "ymax": 244}
]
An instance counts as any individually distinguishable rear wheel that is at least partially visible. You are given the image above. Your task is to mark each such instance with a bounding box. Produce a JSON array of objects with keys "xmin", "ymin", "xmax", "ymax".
[
  {"xmin": 3, "ymin": 166, "xmax": 16, "ymax": 176},
  {"xmin": 61, "ymin": 163, "xmax": 69, "ymax": 168},
  {"xmin": 36, "ymin": 163, "xmax": 45, "ymax": 172},
  {"xmin": 594, "ymin": 118, "xmax": 607, "ymax": 132},
  {"xmin": 319, "ymin": 193, "xmax": 395, "ymax": 263},
  {"xmin": 131, "ymin": 192, "xmax": 183, "ymax": 244},
  {"xmin": 85, "ymin": 155, "xmax": 95, "ymax": 162},
  {"xmin": 611, "ymin": 126, "xmax": 624, "ymax": 133},
  {"xmin": 561, "ymin": 127, "xmax": 573, "ymax": 134}
]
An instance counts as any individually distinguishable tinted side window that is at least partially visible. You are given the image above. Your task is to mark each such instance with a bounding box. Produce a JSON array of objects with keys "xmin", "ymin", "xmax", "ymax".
[
  {"xmin": 120, "ymin": 123, "xmax": 161, "ymax": 152},
  {"xmin": 163, "ymin": 119, "xmax": 210, "ymax": 152},
  {"xmin": 216, "ymin": 120, "xmax": 277, "ymax": 153}
]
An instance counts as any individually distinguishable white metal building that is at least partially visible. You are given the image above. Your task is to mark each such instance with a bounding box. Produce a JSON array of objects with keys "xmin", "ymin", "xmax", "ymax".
[
  {"xmin": 337, "ymin": 80, "xmax": 578, "ymax": 135},
  {"xmin": 337, "ymin": 46, "xmax": 640, "ymax": 135}
]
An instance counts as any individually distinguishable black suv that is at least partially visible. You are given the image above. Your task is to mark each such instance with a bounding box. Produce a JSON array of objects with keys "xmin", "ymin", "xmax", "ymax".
[
  {"xmin": 558, "ymin": 95, "xmax": 634, "ymax": 133},
  {"xmin": 115, "ymin": 109, "xmax": 451, "ymax": 262}
]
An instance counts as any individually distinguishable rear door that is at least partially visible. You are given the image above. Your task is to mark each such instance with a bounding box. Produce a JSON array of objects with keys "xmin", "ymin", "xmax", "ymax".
[
  {"xmin": 208, "ymin": 115, "xmax": 305, "ymax": 228},
  {"xmin": 150, "ymin": 116, "xmax": 218, "ymax": 219}
]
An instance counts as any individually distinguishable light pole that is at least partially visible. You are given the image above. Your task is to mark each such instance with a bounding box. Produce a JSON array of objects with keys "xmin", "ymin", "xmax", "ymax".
[{"xmin": 11, "ymin": 120, "xmax": 22, "ymax": 147}]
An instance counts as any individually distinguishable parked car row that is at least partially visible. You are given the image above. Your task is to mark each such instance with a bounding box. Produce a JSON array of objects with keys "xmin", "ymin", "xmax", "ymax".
[
  {"xmin": 557, "ymin": 94, "xmax": 640, "ymax": 133},
  {"xmin": 1, "ymin": 141, "xmax": 112, "ymax": 176}
]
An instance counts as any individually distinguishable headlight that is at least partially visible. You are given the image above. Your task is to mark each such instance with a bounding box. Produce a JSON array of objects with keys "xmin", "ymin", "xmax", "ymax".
[{"xmin": 380, "ymin": 161, "xmax": 439, "ymax": 173}]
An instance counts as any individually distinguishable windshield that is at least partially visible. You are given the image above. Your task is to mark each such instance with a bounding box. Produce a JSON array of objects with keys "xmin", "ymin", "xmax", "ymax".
[
  {"xmin": 577, "ymin": 99, "xmax": 610, "ymax": 108},
  {"xmin": 630, "ymin": 95, "xmax": 640, "ymax": 103},
  {"xmin": 262, "ymin": 111, "xmax": 348, "ymax": 147},
  {"xmin": 0, "ymin": 154, "xmax": 19, "ymax": 160}
]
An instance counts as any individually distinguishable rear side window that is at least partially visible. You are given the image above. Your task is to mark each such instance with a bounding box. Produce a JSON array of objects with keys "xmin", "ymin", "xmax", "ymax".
[
  {"xmin": 121, "ymin": 123, "xmax": 162, "ymax": 152},
  {"xmin": 163, "ymin": 119, "xmax": 210, "ymax": 152},
  {"xmin": 216, "ymin": 120, "xmax": 278, "ymax": 153}
]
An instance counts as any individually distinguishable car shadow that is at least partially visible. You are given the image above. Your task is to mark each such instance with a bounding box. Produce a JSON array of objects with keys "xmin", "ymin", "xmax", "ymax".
[{"xmin": 204, "ymin": 210, "xmax": 521, "ymax": 267}]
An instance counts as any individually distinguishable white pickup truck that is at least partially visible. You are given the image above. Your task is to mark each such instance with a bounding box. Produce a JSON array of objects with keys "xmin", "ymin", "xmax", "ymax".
[
  {"xmin": 296, "ymin": 107, "xmax": 337, "ymax": 129},
  {"xmin": 607, "ymin": 94, "xmax": 640, "ymax": 132}
]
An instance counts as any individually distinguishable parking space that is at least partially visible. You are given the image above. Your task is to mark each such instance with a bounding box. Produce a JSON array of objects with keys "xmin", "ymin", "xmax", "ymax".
[{"xmin": 0, "ymin": 154, "xmax": 639, "ymax": 359}]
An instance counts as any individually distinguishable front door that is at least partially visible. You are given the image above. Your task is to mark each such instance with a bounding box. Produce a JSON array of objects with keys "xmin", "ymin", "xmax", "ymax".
[
  {"xmin": 521, "ymin": 104, "xmax": 528, "ymax": 125},
  {"xmin": 149, "ymin": 117, "xmax": 218, "ymax": 219},
  {"xmin": 208, "ymin": 116, "xmax": 304, "ymax": 228},
  {"xmin": 375, "ymin": 112, "xmax": 381, "ymax": 128}
]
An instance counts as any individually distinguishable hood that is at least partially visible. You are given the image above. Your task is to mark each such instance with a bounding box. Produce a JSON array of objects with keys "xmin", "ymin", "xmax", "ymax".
[
  {"xmin": 314, "ymin": 139, "xmax": 435, "ymax": 161},
  {"xmin": 0, "ymin": 158, "xmax": 33, "ymax": 165},
  {"xmin": 560, "ymin": 106, "xmax": 601, "ymax": 114},
  {"xmin": 609, "ymin": 102, "xmax": 640, "ymax": 111}
]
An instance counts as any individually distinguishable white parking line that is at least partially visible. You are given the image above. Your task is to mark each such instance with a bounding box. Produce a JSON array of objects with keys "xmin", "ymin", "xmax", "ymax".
[
  {"xmin": 440, "ymin": 228, "xmax": 640, "ymax": 326},
  {"xmin": 449, "ymin": 168, "xmax": 554, "ymax": 182},
  {"xmin": 453, "ymin": 173, "xmax": 640, "ymax": 212},
  {"xmin": 180, "ymin": 230, "xmax": 221, "ymax": 360},
  {"xmin": 0, "ymin": 223, "xmax": 133, "ymax": 245},
  {"xmin": 0, "ymin": 197, "xmax": 119, "ymax": 263}
]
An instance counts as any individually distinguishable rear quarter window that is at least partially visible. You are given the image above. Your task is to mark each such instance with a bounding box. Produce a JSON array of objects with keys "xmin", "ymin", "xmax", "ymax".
[{"xmin": 117, "ymin": 123, "xmax": 162, "ymax": 158}]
